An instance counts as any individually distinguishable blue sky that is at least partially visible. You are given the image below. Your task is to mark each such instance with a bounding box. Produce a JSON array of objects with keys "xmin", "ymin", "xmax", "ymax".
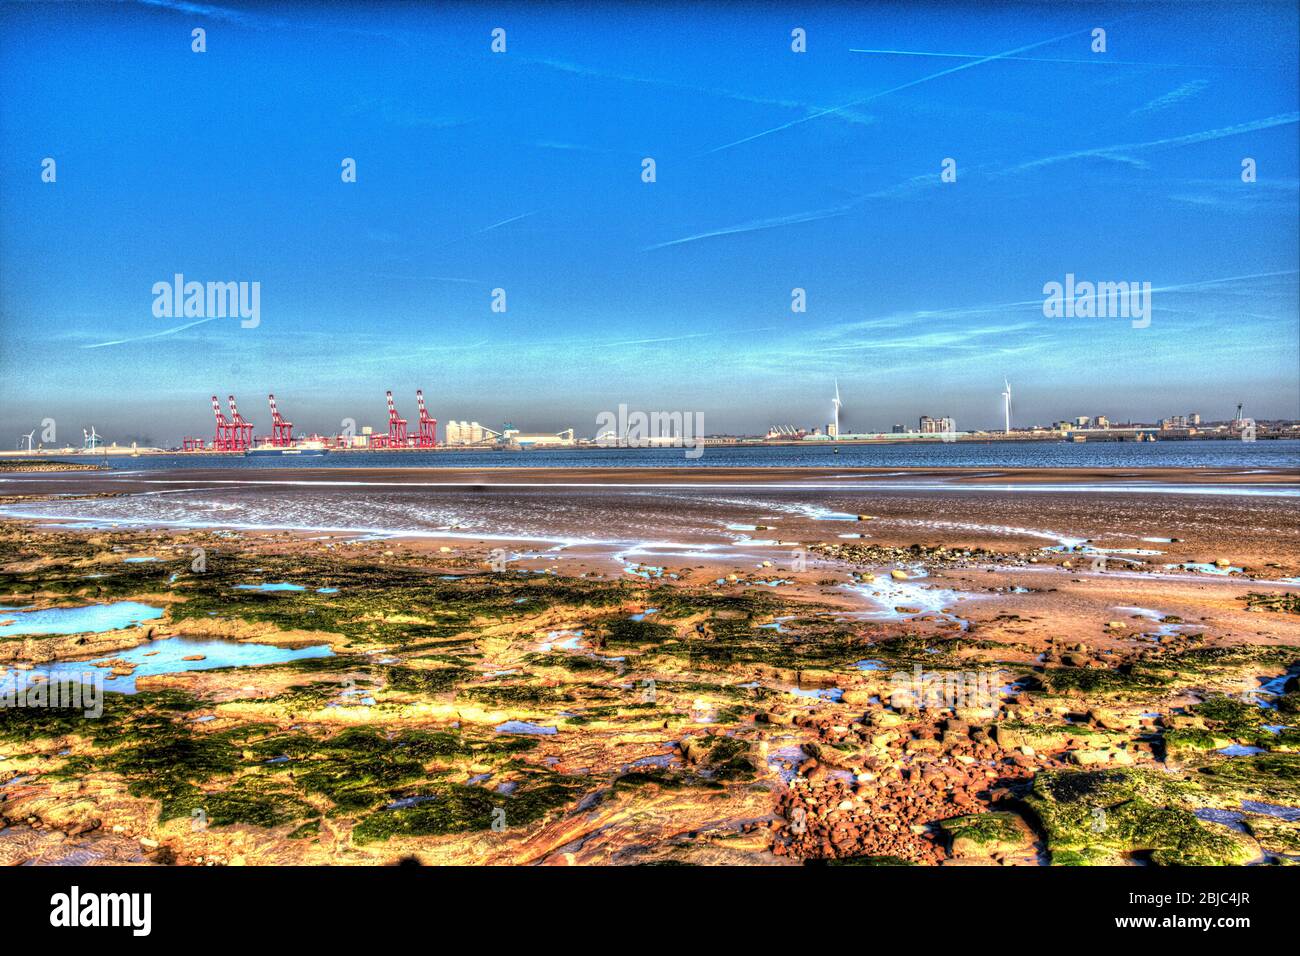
[{"xmin": 1, "ymin": 0, "xmax": 1297, "ymax": 445}]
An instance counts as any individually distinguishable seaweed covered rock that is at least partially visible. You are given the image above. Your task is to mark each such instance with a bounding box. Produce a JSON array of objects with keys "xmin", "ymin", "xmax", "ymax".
[
  {"xmin": 1194, "ymin": 753, "xmax": 1300, "ymax": 804},
  {"xmin": 1025, "ymin": 767, "xmax": 1255, "ymax": 866},
  {"xmin": 937, "ymin": 811, "xmax": 1034, "ymax": 858}
]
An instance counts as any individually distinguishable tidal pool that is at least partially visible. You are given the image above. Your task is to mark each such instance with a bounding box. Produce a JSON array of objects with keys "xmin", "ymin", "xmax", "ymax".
[
  {"xmin": 2, "ymin": 635, "xmax": 332, "ymax": 693},
  {"xmin": 495, "ymin": 720, "xmax": 558, "ymax": 735},
  {"xmin": 0, "ymin": 601, "xmax": 164, "ymax": 637}
]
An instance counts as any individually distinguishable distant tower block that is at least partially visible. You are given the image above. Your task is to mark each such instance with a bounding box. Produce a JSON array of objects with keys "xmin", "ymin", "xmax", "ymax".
[{"xmin": 415, "ymin": 389, "xmax": 438, "ymax": 448}]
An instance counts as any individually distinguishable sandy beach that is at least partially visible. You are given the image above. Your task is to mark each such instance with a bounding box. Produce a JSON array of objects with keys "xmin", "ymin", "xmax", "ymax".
[{"xmin": 1, "ymin": 466, "xmax": 1298, "ymax": 865}]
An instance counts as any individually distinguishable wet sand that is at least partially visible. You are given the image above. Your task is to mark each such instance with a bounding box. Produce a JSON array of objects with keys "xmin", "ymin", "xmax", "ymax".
[{"xmin": 3, "ymin": 463, "xmax": 1299, "ymax": 496}]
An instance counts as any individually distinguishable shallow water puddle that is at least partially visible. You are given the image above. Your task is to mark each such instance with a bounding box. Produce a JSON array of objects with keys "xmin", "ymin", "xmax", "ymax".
[
  {"xmin": 0, "ymin": 601, "xmax": 164, "ymax": 637},
  {"xmin": 1217, "ymin": 744, "xmax": 1268, "ymax": 756},
  {"xmin": 536, "ymin": 630, "xmax": 584, "ymax": 652},
  {"xmin": 1165, "ymin": 562, "xmax": 1243, "ymax": 575},
  {"xmin": 787, "ymin": 686, "xmax": 843, "ymax": 702},
  {"xmin": 494, "ymin": 720, "xmax": 558, "ymax": 736},
  {"xmin": 1241, "ymin": 800, "xmax": 1300, "ymax": 822},
  {"xmin": 1112, "ymin": 606, "xmax": 1192, "ymax": 638},
  {"xmin": 843, "ymin": 568, "xmax": 975, "ymax": 626},
  {"xmin": 2, "ymin": 635, "xmax": 332, "ymax": 693}
]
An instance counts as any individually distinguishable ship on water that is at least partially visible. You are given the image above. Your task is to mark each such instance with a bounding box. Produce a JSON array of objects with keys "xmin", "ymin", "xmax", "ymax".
[{"xmin": 246, "ymin": 439, "xmax": 329, "ymax": 457}]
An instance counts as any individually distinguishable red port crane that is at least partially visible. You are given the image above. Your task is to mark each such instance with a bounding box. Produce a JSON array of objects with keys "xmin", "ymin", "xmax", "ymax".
[
  {"xmin": 415, "ymin": 389, "xmax": 437, "ymax": 448},
  {"xmin": 268, "ymin": 394, "xmax": 293, "ymax": 447},
  {"xmin": 211, "ymin": 395, "xmax": 234, "ymax": 451},
  {"xmin": 227, "ymin": 395, "xmax": 255, "ymax": 451},
  {"xmin": 385, "ymin": 390, "xmax": 408, "ymax": 447}
]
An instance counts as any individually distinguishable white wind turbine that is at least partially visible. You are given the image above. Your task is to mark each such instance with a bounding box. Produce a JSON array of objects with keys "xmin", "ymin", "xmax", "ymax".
[
  {"xmin": 832, "ymin": 379, "xmax": 842, "ymax": 437},
  {"xmin": 18, "ymin": 429, "xmax": 35, "ymax": 451},
  {"xmin": 1001, "ymin": 377, "xmax": 1012, "ymax": 434}
]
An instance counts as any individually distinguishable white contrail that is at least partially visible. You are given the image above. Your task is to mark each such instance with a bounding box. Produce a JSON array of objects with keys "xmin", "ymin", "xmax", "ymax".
[
  {"xmin": 821, "ymin": 269, "xmax": 1300, "ymax": 333},
  {"xmin": 365, "ymin": 272, "xmax": 484, "ymax": 285},
  {"xmin": 848, "ymin": 48, "xmax": 1226, "ymax": 69},
  {"xmin": 644, "ymin": 199, "xmax": 857, "ymax": 250},
  {"xmin": 1010, "ymin": 112, "xmax": 1300, "ymax": 172},
  {"xmin": 81, "ymin": 316, "xmax": 219, "ymax": 350},
  {"xmin": 703, "ymin": 24, "xmax": 1098, "ymax": 155},
  {"xmin": 474, "ymin": 211, "xmax": 537, "ymax": 234},
  {"xmin": 426, "ymin": 210, "xmax": 538, "ymax": 253}
]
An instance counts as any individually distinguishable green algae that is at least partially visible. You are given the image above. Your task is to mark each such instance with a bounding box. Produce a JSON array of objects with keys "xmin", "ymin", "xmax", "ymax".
[
  {"xmin": 1041, "ymin": 665, "xmax": 1171, "ymax": 696},
  {"xmin": 1193, "ymin": 696, "xmax": 1265, "ymax": 739},
  {"xmin": 994, "ymin": 721, "xmax": 1123, "ymax": 751},
  {"xmin": 286, "ymin": 818, "xmax": 322, "ymax": 839},
  {"xmin": 351, "ymin": 775, "xmax": 581, "ymax": 844},
  {"xmin": 1048, "ymin": 847, "xmax": 1122, "ymax": 866},
  {"xmin": 611, "ymin": 768, "xmax": 691, "ymax": 791},
  {"xmin": 522, "ymin": 651, "xmax": 620, "ymax": 672},
  {"xmin": 699, "ymin": 735, "xmax": 755, "ymax": 781},
  {"xmin": 461, "ymin": 683, "xmax": 581, "ymax": 706},
  {"xmin": 383, "ymin": 664, "xmax": 467, "ymax": 695},
  {"xmin": 563, "ymin": 702, "xmax": 659, "ymax": 725},
  {"xmin": 602, "ymin": 616, "xmax": 677, "ymax": 646},
  {"xmin": 1194, "ymin": 753, "xmax": 1300, "ymax": 804},
  {"xmin": 250, "ymin": 725, "xmax": 538, "ymax": 817},
  {"xmin": 165, "ymin": 775, "xmax": 316, "ymax": 827},
  {"xmin": 1026, "ymin": 767, "xmax": 1254, "ymax": 866},
  {"xmin": 1163, "ymin": 728, "xmax": 1232, "ymax": 754},
  {"xmin": 1180, "ymin": 695, "xmax": 1300, "ymax": 752},
  {"xmin": 937, "ymin": 811, "xmax": 1026, "ymax": 849}
]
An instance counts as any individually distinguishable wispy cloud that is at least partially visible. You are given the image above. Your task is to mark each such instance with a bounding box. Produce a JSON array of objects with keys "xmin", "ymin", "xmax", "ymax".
[
  {"xmin": 129, "ymin": 0, "xmax": 258, "ymax": 25},
  {"xmin": 126, "ymin": 0, "xmax": 415, "ymax": 46},
  {"xmin": 363, "ymin": 272, "xmax": 484, "ymax": 285},
  {"xmin": 849, "ymin": 49, "xmax": 1227, "ymax": 70},
  {"xmin": 1130, "ymin": 79, "xmax": 1209, "ymax": 115},
  {"xmin": 81, "ymin": 316, "xmax": 219, "ymax": 350},
  {"xmin": 1008, "ymin": 112, "xmax": 1300, "ymax": 173},
  {"xmin": 434, "ymin": 211, "xmax": 537, "ymax": 249},
  {"xmin": 346, "ymin": 97, "xmax": 473, "ymax": 131},
  {"xmin": 644, "ymin": 198, "xmax": 859, "ymax": 251},
  {"xmin": 1166, "ymin": 176, "xmax": 1298, "ymax": 210},
  {"xmin": 380, "ymin": 211, "xmax": 539, "ymax": 268},
  {"xmin": 703, "ymin": 24, "xmax": 1099, "ymax": 155},
  {"xmin": 526, "ymin": 57, "xmax": 878, "ymax": 131}
]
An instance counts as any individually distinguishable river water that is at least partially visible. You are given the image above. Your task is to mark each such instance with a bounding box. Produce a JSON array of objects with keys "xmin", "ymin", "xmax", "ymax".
[{"xmin": 36, "ymin": 438, "xmax": 1300, "ymax": 471}]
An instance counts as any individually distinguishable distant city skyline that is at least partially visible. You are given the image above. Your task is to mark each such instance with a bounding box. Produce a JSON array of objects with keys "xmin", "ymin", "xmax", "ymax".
[{"xmin": 1, "ymin": 1, "xmax": 1297, "ymax": 445}]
